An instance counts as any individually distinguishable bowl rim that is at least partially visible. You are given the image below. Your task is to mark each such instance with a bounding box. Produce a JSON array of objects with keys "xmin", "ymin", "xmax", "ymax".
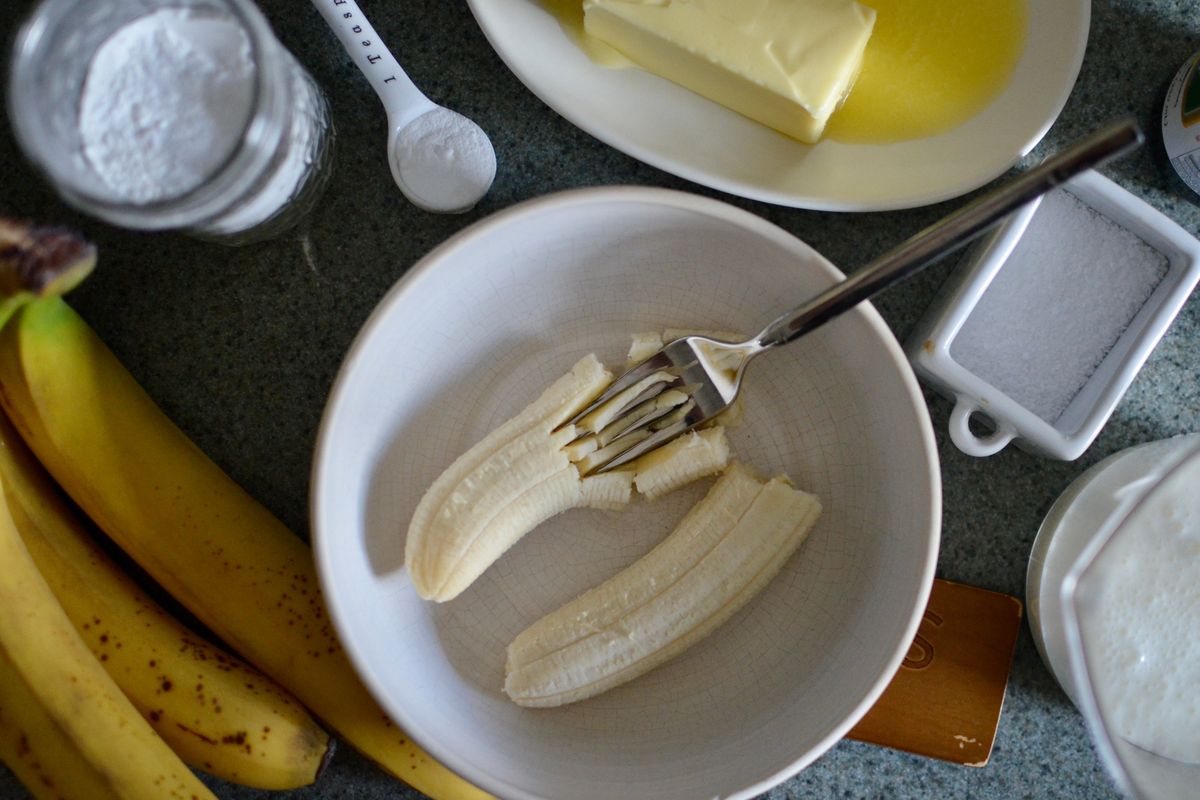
[{"xmin": 310, "ymin": 185, "xmax": 942, "ymax": 799}]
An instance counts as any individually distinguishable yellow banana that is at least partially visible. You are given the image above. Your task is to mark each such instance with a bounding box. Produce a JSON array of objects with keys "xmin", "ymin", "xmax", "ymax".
[
  {"xmin": 0, "ymin": 297, "xmax": 489, "ymax": 800},
  {"xmin": 0, "ymin": 459, "xmax": 215, "ymax": 800},
  {"xmin": 0, "ymin": 410, "xmax": 331, "ymax": 789},
  {"xmin": 0, "ymin": 647, "xmax": 124, "ymax": 800}
]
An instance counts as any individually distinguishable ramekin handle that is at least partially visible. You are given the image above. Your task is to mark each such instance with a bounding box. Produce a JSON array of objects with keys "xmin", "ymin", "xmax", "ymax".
[{"xmin": 950, "ymin": 398, "xmax": 1016, "ymax": 457}]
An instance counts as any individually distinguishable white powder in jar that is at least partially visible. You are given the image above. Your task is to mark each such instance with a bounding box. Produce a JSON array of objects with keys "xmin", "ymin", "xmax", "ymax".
[{"xmin": 78, "ymin": 8, "xmax": 255, "ymax": 204}]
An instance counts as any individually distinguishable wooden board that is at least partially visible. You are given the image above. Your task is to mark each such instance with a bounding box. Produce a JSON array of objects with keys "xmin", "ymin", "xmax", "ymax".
[{"xmin": 846, "ymin": 578, "xmax": 1023, "ymax": 766}]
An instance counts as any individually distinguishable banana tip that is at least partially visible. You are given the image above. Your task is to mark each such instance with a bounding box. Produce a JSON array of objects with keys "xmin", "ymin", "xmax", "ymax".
[{"xmin": 314, "ymin": 733, "xmax": 338, "ymax": 781}]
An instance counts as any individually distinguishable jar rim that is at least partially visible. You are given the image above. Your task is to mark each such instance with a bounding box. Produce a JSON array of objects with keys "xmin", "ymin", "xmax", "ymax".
[{"xmin": 7, "ymin": 0, "xmax": 289, "ymax": 229}]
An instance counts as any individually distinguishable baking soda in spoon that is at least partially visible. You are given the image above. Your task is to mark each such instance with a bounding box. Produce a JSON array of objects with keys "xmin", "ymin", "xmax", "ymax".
[
  {"xmin": 311, "ymin": 0, "xmax": 495, "ymax": 213},
  {"xmin": 393, "ymin": 107, "xmax": 496, "ymax": 213}
]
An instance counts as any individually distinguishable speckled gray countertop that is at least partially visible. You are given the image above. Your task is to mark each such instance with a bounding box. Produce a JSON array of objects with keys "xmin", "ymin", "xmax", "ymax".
[{"xmin": 2, "ymin": 1, "xmax": 1198, "ymax": 798}]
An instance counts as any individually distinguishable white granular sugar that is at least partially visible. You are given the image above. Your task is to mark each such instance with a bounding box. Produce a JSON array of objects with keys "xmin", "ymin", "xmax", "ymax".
[
  {"xmin": 950, "ymin": 189, "xmax": 1169, "ymax": 423},
  {"xmin": 79, "ymin": 8, "xmax": 255, "ymax": 203}
]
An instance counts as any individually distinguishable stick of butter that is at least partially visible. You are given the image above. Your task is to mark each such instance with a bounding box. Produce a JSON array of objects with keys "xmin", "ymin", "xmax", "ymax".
[{"xmin": 583, "ymin": 0, "xmax": 876, "ymax": 143}]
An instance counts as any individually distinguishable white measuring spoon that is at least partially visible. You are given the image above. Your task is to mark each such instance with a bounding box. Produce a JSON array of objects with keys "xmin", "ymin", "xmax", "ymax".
[{"xmin": 311, "ymin": 0, "xmax": 496, "ymax": 213}]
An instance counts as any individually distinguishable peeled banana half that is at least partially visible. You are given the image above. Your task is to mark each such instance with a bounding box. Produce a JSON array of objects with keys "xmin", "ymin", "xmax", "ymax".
[
  {"xmin": 405, "ymin": 332, "xmax": 823, "ymax": 708},
  {"xmin": 505, "ymin": 462, "xmax": 822, "ymax": 707},
  {"xmin": 405, "ymin": 353, "xmax": 731, "ymax": 602}
]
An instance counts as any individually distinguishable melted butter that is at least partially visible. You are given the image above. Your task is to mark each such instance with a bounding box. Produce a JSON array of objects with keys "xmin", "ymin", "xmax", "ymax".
[
  {"xmin": 541, "ymin": 0, "xmax": 632, "ymax": 68},
  {"xmin": 825, "ymin": 1, "xmax": 1028, "ymax": 143}
]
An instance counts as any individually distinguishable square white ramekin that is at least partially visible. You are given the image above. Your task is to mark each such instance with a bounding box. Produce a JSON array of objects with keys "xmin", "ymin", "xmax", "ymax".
[{"xmin": 906, "ymin": 170, "xmax": 1200, "ymax": 460}]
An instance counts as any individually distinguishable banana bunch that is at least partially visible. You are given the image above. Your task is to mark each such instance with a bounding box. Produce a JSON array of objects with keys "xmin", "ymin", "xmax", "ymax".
[
  {"xmin": 0, "ymin": 440, "xmax": 216, "ymax": 800},
  {"xmin": 405, "ymin": 353, "xmax": 732, "ymax": 602},
  {"xmin": 0, "ymin": 410, "xmax": 332, "ymax": 789},
  {"xmin": 0, "ymin": 296, "xmax": 490, "ymax": 799},
  {"xmin": 0, "ymin": 222, "xmax": 340, "ymax": 796},
  {"xmin": 506, "ymin": 462, "xmax": 822, "ymax": 707},
  {"xmin": 0, "ymin": 221, "xmax": 214, "ymax": 800}
]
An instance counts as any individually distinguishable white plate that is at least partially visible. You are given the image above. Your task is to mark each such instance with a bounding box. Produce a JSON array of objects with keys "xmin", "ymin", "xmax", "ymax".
[
  {"xmin": 312, "ymin": 187, "xmax": 940, "ymax": 800},
  {"xmin": 467, "ymin": 0, "xmax": 1089, "ymax": 211}
]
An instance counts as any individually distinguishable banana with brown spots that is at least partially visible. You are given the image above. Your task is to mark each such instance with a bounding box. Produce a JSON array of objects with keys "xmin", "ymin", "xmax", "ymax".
[{"xmin": 0, "ymin": 410, "xmax": 331, "ymax": 789}]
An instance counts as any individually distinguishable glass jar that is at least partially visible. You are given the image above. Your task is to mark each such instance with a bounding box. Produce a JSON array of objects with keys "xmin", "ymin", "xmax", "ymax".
[
  {"xmin": 8, "ymin": 0, "xmax": 334, "ymax": 245},
  {"xmin": 1028, "ymin": 434, "xmax": 1200, "ymax": 798}
]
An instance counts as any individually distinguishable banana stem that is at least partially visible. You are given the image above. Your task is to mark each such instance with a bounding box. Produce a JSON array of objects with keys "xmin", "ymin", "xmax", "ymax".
[
  {"xmin": 0, "ymin": 219, "xmax": 96, "ymax": 301},
  {"xmin": 0, "ymin": 295, "xmax": 31, "ymax": 333}
]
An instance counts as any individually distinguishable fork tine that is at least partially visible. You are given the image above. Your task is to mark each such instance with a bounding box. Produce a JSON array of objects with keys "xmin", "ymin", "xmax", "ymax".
[
  {"xmin": 556, "ymin": 347, "xmax": 698, "ymax": 433},
  {"xmin": 598, "ymin": 397, "xmax": 695, "ymax": 454},
  {"xmin": 597, "ymin": 388, "xmax": 691, "ymax": 445},
  {"xmin": 572, "ymin": 428, "xmax": 651, "ymax": 476},
  {"xmin": 583, "ymin": 417, "xmax": 695, "ymax": 476},
  {"xmin": 645, "ymin": 396, "xmax": 696, "ymax": 432},
  {"xmin": 578, "ymin": 373, "xmax": 683, "ymax": 435},
  {"xmin": 554, "ymin": 354, "xmax": 671, "ymax": 432},
  {"xmin": 609, "ymin": 379, "xmax": 675, "ymax": 422}
]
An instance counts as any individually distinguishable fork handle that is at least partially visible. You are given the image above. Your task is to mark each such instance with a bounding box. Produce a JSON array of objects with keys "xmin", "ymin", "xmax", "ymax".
[{"xmin": 754, "ymin": 118, "xmax": 1144, "ymax": 350}]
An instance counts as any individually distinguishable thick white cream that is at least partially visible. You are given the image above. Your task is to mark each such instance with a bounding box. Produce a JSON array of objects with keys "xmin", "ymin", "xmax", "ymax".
[{"xmin": 1077, "ymin": 448, "xmax": 1200, "ymax": 764}]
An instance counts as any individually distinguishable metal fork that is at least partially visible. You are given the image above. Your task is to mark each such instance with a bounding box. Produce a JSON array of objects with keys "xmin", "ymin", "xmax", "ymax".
[{"xmin": 559, "ymin": 119, "xmax": 1144, "ymax": 475}]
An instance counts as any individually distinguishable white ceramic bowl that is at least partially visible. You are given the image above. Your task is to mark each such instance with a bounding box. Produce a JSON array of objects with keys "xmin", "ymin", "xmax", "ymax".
[
  {"xmin": 465, "ymin": 0, "xmax": 1089, "ymax": 211},
  {"xmin": 312, "ymin": 187, "xmax": 940, "ymax": 800}
]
